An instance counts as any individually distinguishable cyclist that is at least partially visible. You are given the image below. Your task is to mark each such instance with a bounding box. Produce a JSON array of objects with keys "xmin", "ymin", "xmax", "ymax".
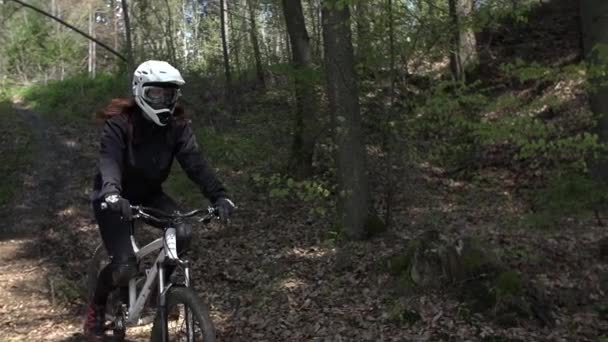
[{"xmin": 83, "ymin": 60, "xmax": 235, "ymax": 340}]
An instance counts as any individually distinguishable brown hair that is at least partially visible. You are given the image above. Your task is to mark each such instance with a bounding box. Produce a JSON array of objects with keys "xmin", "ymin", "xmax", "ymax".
[
  {"xmin": 96, "ymin": 97, "xmax": 187, "ymax": 124},
  {"xmin": 95, "ymin": 97, "xmax": 137, "ymax": 123}
]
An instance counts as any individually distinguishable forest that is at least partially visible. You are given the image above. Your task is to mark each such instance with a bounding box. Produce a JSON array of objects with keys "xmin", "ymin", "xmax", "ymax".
[{"xmin": 0, "ymin": 0, "xmax": 607, "ymax": 341}]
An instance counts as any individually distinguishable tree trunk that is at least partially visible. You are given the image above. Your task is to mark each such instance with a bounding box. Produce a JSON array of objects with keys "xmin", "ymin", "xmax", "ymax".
[
  {"xmin": 581, "ymin": 1, "xmax": 608, "ymax": 182},
  {"xmin": 354, "ymin": 0, "xmax": 371, "ymax": 62},
  {"xmin": 284, "ymin": 30, "xmax": 291, "ymax": 63},
  {"xmin": 229, "ymin": 3, "xmax": 240, "ymax": 80},
  {"xmin": 384, "ymin": 0, "xmax": 396, "ymax": 228},
  {"xmin": 448, "ymin": 0, "xmax": 477, "ymax": 82},
  {"xmin": 192, "ymin": 0, "xmax": 200, "ymax": 61},
  {"xmin": 220, "ymin": 0, "xmax": 232, "ymax": 97},
  {"xmin": 182, "ymin": 1, "xmax": 188, "ymax": 66},
  {"xmin": 110, "ymin": 0, "xmax": 118, "ymax": 51},
  {"xmin": 121, "ymin": 0, "xmax": 134, "ymax": 71},
  {"xmin": 308, "ymin": 0, "xmax": 321, "ymax": 62},
  {"xmin": 247, "ymin": 0, "xmax": 265, "ymax": 88},
  {"xmin": 88, "ymin": 5, "xmax": 96, "ymax": 78},
  {"xmin": 322, "ymin": 1, "xmax": 372, "ymax": 240},
  {"xmin": 162, "ymin": 0, "xmax": 177, "ymax": 65},
  {"xmin": 282, "ymin": 0, "xmax": 318, "ymax": 178}
]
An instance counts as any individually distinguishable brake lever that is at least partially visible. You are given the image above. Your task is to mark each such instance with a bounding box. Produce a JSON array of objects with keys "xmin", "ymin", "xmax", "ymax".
[{"xmin": 198, "ymin": 215, "xmax": 216, "ymax": 224}]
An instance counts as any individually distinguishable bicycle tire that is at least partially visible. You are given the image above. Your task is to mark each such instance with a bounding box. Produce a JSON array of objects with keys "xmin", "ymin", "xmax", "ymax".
[{"xmin": 150, "ymin": 287, "xmax": 216, "ymax": 342}]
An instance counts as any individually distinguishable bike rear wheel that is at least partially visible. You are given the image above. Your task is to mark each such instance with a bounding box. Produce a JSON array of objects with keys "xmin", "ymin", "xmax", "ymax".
[
  {"xmin": 150, "ymin": 287, "xmax": 216, "ymax": 342},
  {"xmin": 86, "ymin": 244, "xmax": 108, "ymax": 303}
]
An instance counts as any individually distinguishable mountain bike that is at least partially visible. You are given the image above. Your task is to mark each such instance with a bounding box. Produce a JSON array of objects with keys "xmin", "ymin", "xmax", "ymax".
[{"xmin": 87, "ymin": 204, "xmax": 218, "ymax": 341}]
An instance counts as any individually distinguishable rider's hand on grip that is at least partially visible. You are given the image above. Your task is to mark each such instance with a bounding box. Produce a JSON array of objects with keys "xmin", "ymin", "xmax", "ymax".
[
  {"xmin": 214, "ymin": 197, "xmax": 235, "ymax": 224},
  {"xmin": 103, "ymin": 193, "xmax": 132, "ymax": 221}
]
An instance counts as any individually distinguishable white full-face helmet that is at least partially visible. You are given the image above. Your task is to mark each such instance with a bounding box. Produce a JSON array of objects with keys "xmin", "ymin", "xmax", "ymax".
[{"xmin": 132, "ymin": 60, "xmax": 185, "ymax": 126}]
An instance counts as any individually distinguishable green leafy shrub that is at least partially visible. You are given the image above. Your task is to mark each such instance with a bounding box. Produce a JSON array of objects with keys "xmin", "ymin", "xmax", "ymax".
[
  {"xmin": 408, "ymin": 80, "xmax": 488, "ymax": 168},
  {"xmin": 251, "ymin": 172, "xmax": 334, "ymax": 217},
  {"xmin": 524, "ymin": 171, "xmax": 608, "ymax": 228},
  {"xmin": 199, "ymin": 129, "xmax": 269, "ymax": 168}
]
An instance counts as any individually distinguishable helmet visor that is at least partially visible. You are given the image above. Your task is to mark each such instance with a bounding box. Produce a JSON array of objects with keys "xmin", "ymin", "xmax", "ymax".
[{"xmin": 142, "ymin": 86, "xmax": 180, "ymax": 108}]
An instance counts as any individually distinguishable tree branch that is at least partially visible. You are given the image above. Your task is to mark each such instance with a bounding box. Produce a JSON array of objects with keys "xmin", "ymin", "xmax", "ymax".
[{"xmin": 6, "ymin": 0, "xmax": 127, "ymax": 62}]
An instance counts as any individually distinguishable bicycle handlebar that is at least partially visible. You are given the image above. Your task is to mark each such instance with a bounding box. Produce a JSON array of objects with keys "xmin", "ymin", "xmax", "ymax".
[
  {"xmin": 132, "ymin": 205, "xmax": 218, "ymax": 224},
  {"xmin": 100, "ymin": 202, "xmax": 219, "ymax": 225}
]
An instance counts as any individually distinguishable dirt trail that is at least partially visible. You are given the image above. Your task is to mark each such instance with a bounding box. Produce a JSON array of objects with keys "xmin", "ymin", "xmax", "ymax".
[{"xmin": 0, "ymin": 104, "xmax": 84, "ymax": 341}]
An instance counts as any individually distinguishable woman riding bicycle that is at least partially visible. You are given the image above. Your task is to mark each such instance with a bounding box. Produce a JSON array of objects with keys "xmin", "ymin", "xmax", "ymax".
[{"xmin": 84, "ymin": 60, "xmax": 235, "ymax": 341}]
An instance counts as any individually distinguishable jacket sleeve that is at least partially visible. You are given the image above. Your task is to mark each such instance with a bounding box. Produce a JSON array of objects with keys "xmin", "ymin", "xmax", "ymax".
[
  {"xmin": 174, "ymin": 123, "xmax": 227, "ymax": 203},
  {"xmin": 98, "ymin": 116, "xmax": 127, "ymax": 197}
]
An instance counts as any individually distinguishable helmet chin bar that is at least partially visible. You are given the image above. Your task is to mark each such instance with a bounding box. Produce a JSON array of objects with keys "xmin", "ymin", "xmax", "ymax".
[
  {"xmin": 157, "ymin": 111, "xmax": 172, "ymax": 125},
  {"xmin": 135, "ymin": 96, "xmax": 176, "ymax": 126}
]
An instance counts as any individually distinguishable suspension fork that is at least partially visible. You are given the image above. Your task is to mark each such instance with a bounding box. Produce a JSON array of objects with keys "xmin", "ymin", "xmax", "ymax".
[
  {"xmin": 182, "ymin": 260, "xmax": 191, "ymax": 287},
  {"xmin": 159, "ymin": 259, "xmax": 193, "ymax": 341},
  {"xmin": 181, "ymin": 260, "xmax": 194, "ymax": 340},
  {"xmin": 158, "ymin": 261, "xmax": 169, "ymax": 342}
]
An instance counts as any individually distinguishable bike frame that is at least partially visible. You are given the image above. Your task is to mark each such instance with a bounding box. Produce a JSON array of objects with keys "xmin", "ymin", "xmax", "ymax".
[{"xmin": 122, "ymin": 226, "xmax": 191, "ymax": 323}]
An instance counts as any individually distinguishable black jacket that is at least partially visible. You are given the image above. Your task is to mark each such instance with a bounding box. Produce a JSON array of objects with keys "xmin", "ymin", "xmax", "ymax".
[{"xmin": 93, "ymin": 110, "xmax": 226, "ymax": 203}]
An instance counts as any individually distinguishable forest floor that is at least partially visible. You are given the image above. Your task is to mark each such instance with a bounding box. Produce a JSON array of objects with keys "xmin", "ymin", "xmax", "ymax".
[
  {"xmin": 1, "ymin": 93, "xmax": 608, "ymax": 342},
  {"xmin": 1, "ymin": 1, "xmax": 607, "ymax": 338}
]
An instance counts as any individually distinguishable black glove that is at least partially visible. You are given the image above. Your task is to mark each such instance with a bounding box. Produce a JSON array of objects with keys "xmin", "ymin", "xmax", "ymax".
[
  {"xmin": 214, "ymin": 197, "xmax": 235, "ymax": 224},
  {"xmin": 103, "ymin": 193, "xmax": 132, "ymax": 221}
]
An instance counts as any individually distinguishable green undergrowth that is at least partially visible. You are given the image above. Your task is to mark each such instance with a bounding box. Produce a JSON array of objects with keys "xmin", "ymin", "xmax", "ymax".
[
  {"xmin": 0, "ymin": 79, "xmax": 20, "ymax": 101},
  {"xmin": 166, "ymin": 86, "xmax": 298, "ymax": 207},
  {"xmin": 404, "ymin": 59, "xmax": 603, "ymax": 228},
  {"xmin": 0, "ymin": 101, "xmax": 33, "ymax": 207},
  {"xmin": 165, "ymin": 166, "xmax": 207, "ymax": 207},
  {"xmin": 17, "ymin": 73, "xmax": 128, "ymax": 124},
  {"xmin": 166, "ymin": 124, "xmax": 282, "ymax": 207}
]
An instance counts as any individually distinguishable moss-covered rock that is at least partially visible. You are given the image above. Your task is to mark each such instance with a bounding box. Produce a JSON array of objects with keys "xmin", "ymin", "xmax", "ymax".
[
  {"xmin": 387, "ymin": 241, "xmax": 416, "ymax": 275},
  {"xmin": 599, "ymin": 237, "xmax": 608, "ymax": 260},
  {"xmin": 600, "ymin": 272, "xmax": 608, "ymax": 294},
  {"xmin": 365, "ymin": 212, "xmax": 387, "ymax": 238},
  {"xmin": 496, "ymin": 270, "xmax": 524, "ymax": 297},
  {"xmin": 459, "ymin": 236, "xmax": 501, "ymax": 276},
  {"xmin": 492, "ymin": 270, "xmax": 533, "ymax": 326},
  {"xmin": 460, "ymin": 278, "xmax": 497, "ymax": 312},
  {"xmin": 387, "ymin": 300, "xmax": 421, "ymax": 325},
  {"xmin": 385, "ymin": 230, "xmax": 554, "ymax": 327}
]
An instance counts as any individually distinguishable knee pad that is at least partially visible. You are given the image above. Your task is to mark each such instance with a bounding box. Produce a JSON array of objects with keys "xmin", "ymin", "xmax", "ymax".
[{"xmin": 111, "ymin": 260, "xmax": 138, "ymax": 286}]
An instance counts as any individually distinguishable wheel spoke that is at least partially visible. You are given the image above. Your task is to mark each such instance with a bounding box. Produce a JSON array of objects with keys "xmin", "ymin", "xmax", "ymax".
[{"xmin": 166, "ymin": 304, "xmax": 204, "ymax": 341}]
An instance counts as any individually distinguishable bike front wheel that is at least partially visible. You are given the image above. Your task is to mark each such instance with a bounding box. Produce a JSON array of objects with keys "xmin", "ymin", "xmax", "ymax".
[{"xmin": 150, "ymin": 287, "xmax": 216, "ymax": 342}]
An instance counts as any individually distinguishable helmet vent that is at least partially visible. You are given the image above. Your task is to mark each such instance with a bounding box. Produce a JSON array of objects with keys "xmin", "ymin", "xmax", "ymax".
[
  {"xmin": 160, "ymin": 71, "xmax": 167, "ymax": 73},
  {"xmin": 141, "ymin": 71, "xmax": 148, "ymax": 75}
]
